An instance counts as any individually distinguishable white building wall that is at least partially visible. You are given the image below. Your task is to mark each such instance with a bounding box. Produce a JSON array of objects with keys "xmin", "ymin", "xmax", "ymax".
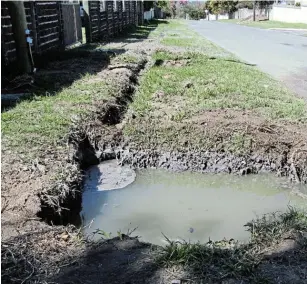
[{"xmin": 270, "ymin": 5, "xmax": 307, "ymax": 23}]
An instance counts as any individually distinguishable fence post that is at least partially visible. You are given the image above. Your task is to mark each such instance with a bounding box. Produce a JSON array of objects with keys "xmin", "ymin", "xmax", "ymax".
[
  {"xmin": 113, "ymin": 1, "xmax": 115, "ymax": 37},
  {"xmin": 136, "ymin": 1, "xmax": 138, "ymax": 25},
  {"xmin": 29, "ymin": 2, "xmax": 38, "ymax": 53},
  {"xmin": 83, "ymin": 0, "xmax": 92, "ymax": 43},
  {"xmin": 6, "ymin": 1, "xmax": 31, "ymax": 73},
  {"xmin": 97, "ymin": 1, "xmax": 101, "ymax": 41},
  {"xmin": 141, "ymin": 0, "xmax": 144, "ymax": 25},
  {"xmin": 106, "ymin": 1, "xmax": 109, "ymax": 41},
  {"xmin": 57, "ymin": 2, "xmax": 64, "ymax": 50}
]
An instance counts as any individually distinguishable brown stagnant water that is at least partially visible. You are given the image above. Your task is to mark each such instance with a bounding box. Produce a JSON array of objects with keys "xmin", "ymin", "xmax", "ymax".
[{"xmin": 82, "ymin": 161, "xmax": 306, "ymax": 245}]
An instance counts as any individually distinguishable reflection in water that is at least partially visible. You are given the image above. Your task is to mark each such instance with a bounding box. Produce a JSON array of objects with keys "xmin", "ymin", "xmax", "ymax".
[{"xmin": 82, "ymin": 169, "xmax": 306, "ymax": 245}]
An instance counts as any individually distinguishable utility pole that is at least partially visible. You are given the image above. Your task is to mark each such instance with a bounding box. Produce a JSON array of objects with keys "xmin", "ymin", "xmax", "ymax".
[
  {"xmin": 7, "ymin": 1, "xmax": 31, "ymax": 73},
  {"xmin": 253, "ymin": 0, "xmax": 256, "ymax": 21}
]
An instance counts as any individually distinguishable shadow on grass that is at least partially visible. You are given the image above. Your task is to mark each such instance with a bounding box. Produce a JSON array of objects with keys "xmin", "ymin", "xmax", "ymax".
[
  {"xmin": 2, "ymin": 208, "xmax": 306, "ymax": 283},
  {"xmin": 1, "ymin": 20, "xmax": 162, "ymax": 111},
  {"xmin": 50, "ymin": 236, "xmax": 160, "ymax": 284}
]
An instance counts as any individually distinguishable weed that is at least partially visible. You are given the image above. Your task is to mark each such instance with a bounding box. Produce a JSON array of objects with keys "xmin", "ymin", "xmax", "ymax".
[
  {"xmin": 93, "ymin": 229, "xmax": 113, "ymax": 239},
  {"xmin": 246, "ymin": 206, "xmax": 307, "ymax": 246}
]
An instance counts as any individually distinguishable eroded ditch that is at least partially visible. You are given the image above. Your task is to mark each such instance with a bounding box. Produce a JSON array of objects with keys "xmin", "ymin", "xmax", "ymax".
[
  {"xmin": 10, "ymin": 46, "xmax": 304, "ymax": 284},
  {"xmin": 36, "ymin": 56, "xmax": 148, "ymax": 226},
  {"xmin": 36, "ymin": 52, "xmax": 307, "ymax": 232}
]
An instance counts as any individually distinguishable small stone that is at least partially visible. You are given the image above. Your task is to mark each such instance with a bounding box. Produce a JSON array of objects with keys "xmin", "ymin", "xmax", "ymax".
[
  {"xmin": 37, "ymin": 164, "xmax": 46, "ymax": 173},
  {"xmin": 270, "ymin": 162, "xmax": 276, "ymax": 170},
  {"xmin": 171, "ymin": 280, "xmax": 181, "ymax": 284},
  {"xmin": 61, "ymin": 233, "xmax": 69, "ymax": 241},
  {"xmin": 154, "ymin": 90, "xmax": 165, "ymax": 99},
  {"xmin": 240, "ymin": 167, "xmax": 251, "ymax": 175},
  {"xmin": 184, "ymin": 81, "xmax": 193, "ymax": 88}
]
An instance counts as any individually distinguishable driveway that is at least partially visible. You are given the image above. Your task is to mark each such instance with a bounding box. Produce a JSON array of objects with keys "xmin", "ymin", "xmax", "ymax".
[{"xmin": 189, "ymin": 21, "xmax": 307, "ymax": 99}]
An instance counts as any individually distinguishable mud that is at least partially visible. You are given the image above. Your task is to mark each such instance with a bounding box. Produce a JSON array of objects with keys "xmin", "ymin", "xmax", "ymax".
[{"xmin": 84, "ymin": 160, "xmax": 136, "ymax": 191}]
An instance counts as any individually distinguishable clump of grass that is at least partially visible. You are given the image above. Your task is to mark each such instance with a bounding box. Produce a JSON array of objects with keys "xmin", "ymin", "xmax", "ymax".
[
  {"xmin": 247, "ymin": 206, "xmax": 307, "ymax": 246},
  {"xmin": 228, "ymin": 132, "xmax": 252, "ymax": 155},
  {"xmin": 112, "ymin": 53, "xmax": 140, "ymax": 64},
  {"xmin": 161, "ymin": 37, "xmax": 196, "ymax": 47},
  {"xmin": 156, "ymin": 208, "xmax": 307, "ymax": 282},
  {"xmin": 157, "ymin": 237, "xmax": 259, "ymax": 280}
]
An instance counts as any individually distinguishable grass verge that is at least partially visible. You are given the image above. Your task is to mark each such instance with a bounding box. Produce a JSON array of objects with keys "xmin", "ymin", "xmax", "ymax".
[
  {"xmin": 151, "ymin": 20, "xmax": 232, "ymax": 57},
  {"xmin": 220, "ymin": 19, "xmax": 307, "ymax": 29},
  {"xmin": 124, "ymin": 48, "xmax": 307, "ymax": 153}
]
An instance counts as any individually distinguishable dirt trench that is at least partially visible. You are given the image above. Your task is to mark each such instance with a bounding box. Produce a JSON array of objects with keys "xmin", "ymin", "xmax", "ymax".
[{"xmin": 1, "ymin": 50, "xmax": 154, "ymax": 284}]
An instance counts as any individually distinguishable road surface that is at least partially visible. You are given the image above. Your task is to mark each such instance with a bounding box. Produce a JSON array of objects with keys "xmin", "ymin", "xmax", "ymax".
[{"xmin": 189, "ymin": 21, "xmax": 307, "ymax": 99}]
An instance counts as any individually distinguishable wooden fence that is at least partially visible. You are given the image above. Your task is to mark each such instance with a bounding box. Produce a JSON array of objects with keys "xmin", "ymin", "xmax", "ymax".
[
  {"xmin": 1, "ymin": 1, "xmax": 144, "ymax": 66},
  {"xmin": 86, "ymin": 1, "xmax": 144, "ymax": 43},
  {"xmin": 1, "ymin": 1, "xmax": 64, "ymax": 65}
]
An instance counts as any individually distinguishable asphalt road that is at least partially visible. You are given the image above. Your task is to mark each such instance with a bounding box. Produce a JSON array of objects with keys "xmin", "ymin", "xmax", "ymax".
[{"xmin": 189, "ymin": 21, "xmax": 307, "ymax": 99}]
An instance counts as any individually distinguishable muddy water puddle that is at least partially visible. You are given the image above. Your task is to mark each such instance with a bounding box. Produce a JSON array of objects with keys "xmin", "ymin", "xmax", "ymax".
[{"xmin": 82, "ymin": 162, "xmax": 306, "ymax": 245}]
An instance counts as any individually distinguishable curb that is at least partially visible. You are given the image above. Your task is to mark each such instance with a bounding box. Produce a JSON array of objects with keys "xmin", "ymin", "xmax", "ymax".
[{"xmin": 269, "ymin": 28, "xmax": 307, "ymax": 32}]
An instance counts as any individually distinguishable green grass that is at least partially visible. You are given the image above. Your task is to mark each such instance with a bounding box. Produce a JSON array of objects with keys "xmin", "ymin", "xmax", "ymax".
[
  {"xmin": 1, "ymin": 21, "xmax": 157, "ymax": 159},
  {"xmin": 124, "ymin": 49, "xmax": 306, "ymax": 152},
  {"xmin": 220, "ymin": 19, "xmax": 307, "ymax": 29},
  {"xmin": 2, "ymin": 75, "xmax": 111, "ymax": 157},
  {"xmin": 135, "ymin": 51, "xmax": 306, "ymax": 120},
  {"xmin": 123, "ymin": 20, "xmax": 307, "ymax": 153},
  {"xmin": 153, "ymin": 20, "xmax": 231, "ymax": 58},
  {"xmin": 161, "ymin": 37, "xmax": 196, "ymax": 47}
]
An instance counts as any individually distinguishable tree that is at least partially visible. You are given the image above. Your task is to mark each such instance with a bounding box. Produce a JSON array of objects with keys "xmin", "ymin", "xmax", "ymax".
[
  {"xmin": 205, "ymin": 1, "xmax": 238, "ymax": 15},
  {"xmin": 156, "ymin": 0, "xmax": 168, "ymax": 10},
  {"xmin": 7, "ymin": 1, "xmax": 31, "ymax": 73},
  {"xmin": 183, "ymin": 3, "xmax": 206, "ymax": 20},
  {"xmin": 144, "ymin": 1, "xmax": 155, "ymax": 12},
  {"xmin": 235, "ymin": 0, "xmax": 274, "ymax": 21},
  {"xmin": 236, "ymin": 0, "xmax": 254, "ymax": 9},
  {"xmin": 236, "ymin": 0, "xmax": 274, "ymax": 11},
  {"xmin": 156, "ymin": 1, "xmax": 188, "ymax": 18},
  {"xmin": 156, "ymin": 0, "xmax": 172, "ymax": 17}
]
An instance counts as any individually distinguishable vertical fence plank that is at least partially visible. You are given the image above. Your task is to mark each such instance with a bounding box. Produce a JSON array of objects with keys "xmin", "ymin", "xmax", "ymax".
[{"xmin": 29, "ymin": 2, "xmax": 38, "ymax": 53}]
